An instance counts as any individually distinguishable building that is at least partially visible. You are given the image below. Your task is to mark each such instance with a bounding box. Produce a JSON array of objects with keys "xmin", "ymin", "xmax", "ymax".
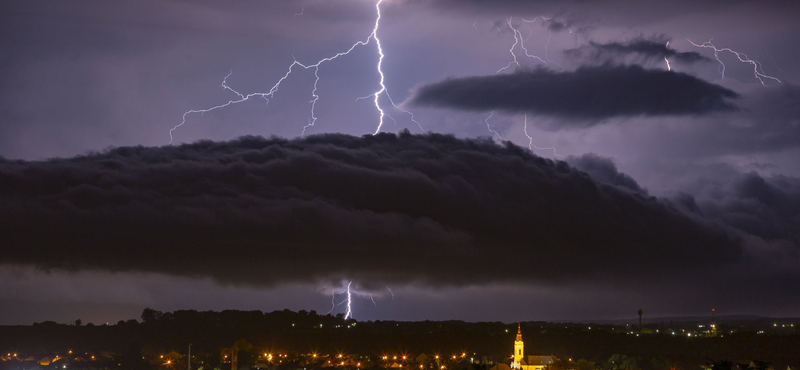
[{"xmin": 510, "ymin": 324, "xmax": 555, "ymax": 370}]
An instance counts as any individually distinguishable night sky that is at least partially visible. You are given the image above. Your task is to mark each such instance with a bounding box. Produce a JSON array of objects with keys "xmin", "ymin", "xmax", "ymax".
[{"xmin": 1, "ymin": 0, "xmax": 799, "ymax": 325}]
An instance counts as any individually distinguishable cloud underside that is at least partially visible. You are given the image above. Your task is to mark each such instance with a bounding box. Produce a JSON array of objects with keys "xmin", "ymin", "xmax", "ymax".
[
  {"xmin": 408, "ymin": 65, "xmax": 738, "ymax": 121},
  {"xmin": 0, "ymin": 133, "xmax": 746, "ymax": 288},
  {"xmin": 563, "ymin": 38, "xmax": 709, "ymax": 64}
]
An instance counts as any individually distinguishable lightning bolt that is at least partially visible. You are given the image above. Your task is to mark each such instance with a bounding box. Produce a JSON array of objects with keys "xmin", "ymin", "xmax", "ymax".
[
  {"xmin": 524, "ymin": 113, "xmax": 562, "ymax": 159},
  {"xmin": 169, "ymin": 0, "xmax": 422, "ymax": 145},
  {"xmin": 664, "ymin": 41, "xmax": 672, "ymax": 71},
  {"xmin": 343, "ymin": 281, "xmax": 353, "ymax": 320},
  {"xmin": 294, "ymin": 4, "xmax": 304, "ymax": 17},
  {"xmin": 484, "ymin": 19, "xmax": 561, "ymax": 157},
  {"xmin": 687, "ymin": 39, "xmax": 781, "ymax": 85},
  {"xmin": 484, "ymin": 111, "xmax": 506, "ymax": 141},
  {"xmin": 324, "ymin": 280, "xmax": 394, "ymax": 320},
  {"xmin": 497, "ymin": 17, "xmax": 547, "ymax": 74}
]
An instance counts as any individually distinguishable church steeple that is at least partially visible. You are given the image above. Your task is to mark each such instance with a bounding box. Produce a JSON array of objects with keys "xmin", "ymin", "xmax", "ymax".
[{"xmin": 513, "ymin": 323, "xmax": 524, "ymax": 368}]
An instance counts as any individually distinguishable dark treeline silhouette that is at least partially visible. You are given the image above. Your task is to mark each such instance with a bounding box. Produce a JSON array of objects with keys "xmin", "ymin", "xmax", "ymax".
[{"xmin": 0, "ymin": 309, "xmax": 797, "ymax": 370}]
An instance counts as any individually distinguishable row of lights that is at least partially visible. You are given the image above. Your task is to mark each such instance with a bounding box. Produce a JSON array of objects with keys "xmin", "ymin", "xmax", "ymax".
[{"xmin": 381, "ymin": 354, "xmax": 467, "ymax": 360}]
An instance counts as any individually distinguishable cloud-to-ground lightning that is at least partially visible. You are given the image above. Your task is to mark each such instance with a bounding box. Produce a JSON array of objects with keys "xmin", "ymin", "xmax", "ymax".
[
  {"xmin": 169, "ymin": 0, "xmax": 422, "ymax": 144},
  {"xmin": 324, "ymin": 281, "xmax": 392, "ymax": 320},
  {"xmin": 343, "ymin": 281, "xmax": 353, "ymax": 319},
  {"xmin": 687, "ymin": 39, "xmax": 781, "ymax": 85}
]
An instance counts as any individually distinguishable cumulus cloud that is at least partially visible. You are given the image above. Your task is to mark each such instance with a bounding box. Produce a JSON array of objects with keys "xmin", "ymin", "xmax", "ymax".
[
  {"xmin": 0, "ymin": 132, "xmax": 742, "ymax": 289},
  {"xmin": 407, "ymin": 65, "xmax": 738, "ymax": 123}
]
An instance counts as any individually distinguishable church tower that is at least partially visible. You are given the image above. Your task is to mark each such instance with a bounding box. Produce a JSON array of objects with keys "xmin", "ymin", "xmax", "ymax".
[{"xmin": 513, "ymin": 323, "xmax": 524, "ymax": 369}]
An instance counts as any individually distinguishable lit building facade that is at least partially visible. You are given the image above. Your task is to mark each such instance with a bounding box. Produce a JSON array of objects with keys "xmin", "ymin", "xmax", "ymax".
[{"xmin": 510, "ymin": 324, "xmax": 555, "ymax": 370}]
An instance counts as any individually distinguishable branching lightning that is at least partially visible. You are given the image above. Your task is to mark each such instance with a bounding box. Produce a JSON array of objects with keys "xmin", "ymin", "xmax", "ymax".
[
  {"xmin": 687, "ymin": 39, "xmax": 781, "ymax": 85},
  {"xmin": 484, "ymin": 18, "xmax": 562, "ymax": 158},
  {"xmin": 324, "ymin": 281, "xmax": 394, "ymax": 320},
  {"xmin": 497, "ymin": 17, "xmax": 547, "ymax": 74},
  {"xmin": 664, "ymin": 41, "xmax": 672, "ymax": 71},
  {"xmin": 170, "ymin": 0, "xmax": 423, "ymax": 145}
]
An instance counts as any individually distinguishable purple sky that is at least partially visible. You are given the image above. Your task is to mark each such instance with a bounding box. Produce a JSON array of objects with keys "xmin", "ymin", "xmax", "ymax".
[{"xmin": 1, "ymin": 0, "xmax": 799, "ymax": 325}]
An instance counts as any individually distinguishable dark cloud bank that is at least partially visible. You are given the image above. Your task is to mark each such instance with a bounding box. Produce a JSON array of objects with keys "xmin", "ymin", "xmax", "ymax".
[
  {"xmin": 2, "ymin": 132, "xmax": 797, "ymax": 299},
  {"xmin": 408, "ymin": 65, "xmax": 738, "ymax": 122}
]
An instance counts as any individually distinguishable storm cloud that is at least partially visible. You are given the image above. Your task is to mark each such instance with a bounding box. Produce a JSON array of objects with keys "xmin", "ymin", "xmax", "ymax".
[
  {"xmin": 563, "ymin": 38, "xmax": 709, "ymax": 65},
  {"xmin": 679, "ymin": 172, "xmax": 800, "ymax": 244},
  {"xmin": 567, "ymin": 153, "xmax": 647, "ymax": 194},
  {"xmin": 407, "ymin": 65, "xmax": 738, "ymax": 122},
  {"xmin": 0, "ymin": 132, "xmax": 743, "ymax": 288}
]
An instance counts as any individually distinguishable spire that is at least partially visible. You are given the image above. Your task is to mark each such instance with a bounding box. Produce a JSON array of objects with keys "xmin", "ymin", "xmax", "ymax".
[{"xmin": 516, "ymin": 323, "xmax": 522, "ymax": 341}]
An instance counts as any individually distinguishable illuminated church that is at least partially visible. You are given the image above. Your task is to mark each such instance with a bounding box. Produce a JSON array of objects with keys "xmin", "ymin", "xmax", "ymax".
[{"xmin": 510, "ymin": 324, "xmax": 555, "ymax": 370}]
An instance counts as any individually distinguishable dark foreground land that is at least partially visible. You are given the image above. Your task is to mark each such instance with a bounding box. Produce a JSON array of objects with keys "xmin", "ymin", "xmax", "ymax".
[{"xmin": 0, "ymin": 309, "xmax": 798, "ymax": 370}]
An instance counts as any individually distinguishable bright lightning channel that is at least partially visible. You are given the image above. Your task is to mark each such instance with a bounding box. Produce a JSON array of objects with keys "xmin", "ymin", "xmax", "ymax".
[
  {"xmin": 687, "ymin": 39, "xmax": 781, "ymax": 85},
  {"xmin": 664, "ymin": 41, "xmax": 672, "ymax": 71},
  {"xmin": 344, "ymin": 281, "xmax": 353, "ymax": 320},
  {"xmin": 169, "ymin": 0, "xmax": 422, "ymax": 145},
  {"xmin": 326, "ymin": 281, "xmax": 390, "ymax": 320}
]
